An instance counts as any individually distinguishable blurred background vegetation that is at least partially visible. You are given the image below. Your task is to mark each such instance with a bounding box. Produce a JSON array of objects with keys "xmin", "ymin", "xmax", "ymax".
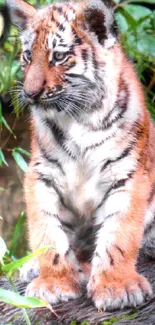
[{"xmin": 0, "ymin": 0, "xmax": 155, "ymax": 258}]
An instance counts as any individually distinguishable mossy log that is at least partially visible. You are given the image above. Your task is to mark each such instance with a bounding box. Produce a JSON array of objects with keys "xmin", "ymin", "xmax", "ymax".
[{"xmin": 1, "ymin": 262, "xmax": 155, "ymax": 325}]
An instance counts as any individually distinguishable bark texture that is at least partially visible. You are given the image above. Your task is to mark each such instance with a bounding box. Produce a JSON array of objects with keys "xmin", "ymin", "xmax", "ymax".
[{"xmin": 1, "ymin": 262, "xmax": 155, "ymax": 325}]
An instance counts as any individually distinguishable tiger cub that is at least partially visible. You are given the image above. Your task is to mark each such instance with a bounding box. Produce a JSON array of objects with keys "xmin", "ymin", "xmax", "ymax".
[{"xmin": 7, "ymin": 0, "xmax": 155, "ymax": 311}]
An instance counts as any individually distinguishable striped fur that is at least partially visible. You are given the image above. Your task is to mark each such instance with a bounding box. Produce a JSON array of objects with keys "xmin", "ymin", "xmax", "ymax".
[{"xmin": 7, "ymin": 0, "xmax": 155, "ymax": 311}]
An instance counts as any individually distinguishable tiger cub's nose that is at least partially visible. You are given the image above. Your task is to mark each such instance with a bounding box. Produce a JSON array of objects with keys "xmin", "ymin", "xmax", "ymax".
[
  {"xmin": 24, "ymin": 89, "xmax": 42, "ymax": 100},
  {"xmin": 24, "ymin": 80, "xmax": 46, "ymax": 101}
]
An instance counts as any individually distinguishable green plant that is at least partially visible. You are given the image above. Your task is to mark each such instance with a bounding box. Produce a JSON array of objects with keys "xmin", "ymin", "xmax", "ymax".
[
  {"xmin": 0, "ymin": 221, "xmax": 55, "ymax": 325},
  {"xmin": 114, "ymin": 0, "xmax": 155, "ymax": 117}
]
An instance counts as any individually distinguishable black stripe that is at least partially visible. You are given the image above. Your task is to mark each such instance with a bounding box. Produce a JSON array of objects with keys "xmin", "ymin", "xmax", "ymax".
[
  {"xmin": 111, "ymin": 172, "xmax": 134, "ymax": 193},
  {"xmin": 100, "ymin": 122, "xmax": 144, "ymax": 173},
  {"xmin": 52, "ymin": 39, "xmax": 56, "ymax": 48},
  {"xmin": 134, "ymin": 122, "xmax": 144, "ymax": 140},
  {"xmin": 72, "ymin": 27, "xmax": 83, "ymax": 45},
  {"xmin": 65, "ymin": 247, "xmax": 72, "ymax": 256},
  {"xmin": 38, "ymin": 174, "xmax": 51, "ymax": 187},
  {"xmin": 101, "ymin": 78, "xmax": 129, "ymax": 131},
  {"xmin": 38, "ymin": 143, "xmax": 65, "ymax": 175},
  {"xmin": 110, "ymin": 19, "xmax": 119, "ymax": 38},
  {"xmin": 92, "ymin": 48, "xmax": 99, "ymax": 80},
  {"xmin": 58, "ymin": 24, "xmax": 65, "ymax": 32},
  {"xmin": 84, "ymin": 8, "xmax": 107, "ymax": 44},
  {"xmin": 96, "ymin": 171, "xmax": 134, "ymax": 210},
  {"xmin": 103, "ymin": 213, "xmax": 116, "ymax": 223},
  {"xmin": 103, "ymin": 105, "xmax": 126, "ymax": 130},
  {"xmin": 56, "ymin": 33, "xmax": 64, "ymax": 42},
  {"xmin": 148, "ymin": 182, "xmax": 155, "ymax": 204},
  {"xmin": 94, "ymin": 252, "xmax": 101, "ymax": 258},
  {"xmin": 115, "ymin": 245, "xmax": 124, "ymax": 257},
  {"xmin": 59, "ymin": 43, "xmax": 68, "ymax": 48},
  {"xmin": 57, "ymin": 6, "xmax": 63, "ymax": 13},
  {"xmin": 37, "ymin": 172, "xmax": 68, "ymax": 209},
  {"xmin": 33, "ymin": 161, "xmax": 41, "ymax": 167},
  {"xmin": 61, "ymin": 220, "xmax": 74, "ymax": 231},
  {"xmin": 144, "ymin": 215, "xmax": 155, "ymax": 235},
  {"xmin": 101, "ymin": 145, "xmax": 133, "ymax": 173},
  {"xmin": 45, "ymin": 118, "xmax": 76, "ymax": 159},
  {"xmin": 65, "ymin": 73, "xmax": 94, "ymax": 88},
  {"xmin": 84, "ymin": 139, "xmax": 105, "ymax": 155},
  {"xmin": 45, "ymin": 119, "xmax": 65, "ymax": 146},
  {"xmin": 63, "ymin": 13, "xmax": 68, "ymax": 22},
  {"xmin": 81, "ymin": 49, "xmax": 88, "ymax": 72},
  {"xmin": 38, "ymin": 172, "xmax": 78, "ymax": 217},
  {"xmin": 106, "ymin": 249, "xmax": 114, "ymax": 266},
  {"xmin": 113, "ymin": 178, "xmax": 128, "ymax": 190},
  {"xmin": 53, "ymin": 253, "xmax": 60, "ymax": 265}
]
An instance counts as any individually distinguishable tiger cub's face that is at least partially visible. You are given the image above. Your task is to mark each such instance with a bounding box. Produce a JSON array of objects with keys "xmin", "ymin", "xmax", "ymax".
[{"xmin": 7, "ymin": 0, "xmax": 118, "ymax": 116}]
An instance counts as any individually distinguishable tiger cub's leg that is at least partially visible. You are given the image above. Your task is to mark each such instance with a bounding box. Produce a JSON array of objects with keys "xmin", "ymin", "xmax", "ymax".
[
  {"xmin": 24, "ymin": 169, "xmax": 85, "ymax": 304},
  {"xmin": 88, "ymin": 172, "xmax": 152, "ymax": 311},
  {"xmin": 20, "ymin": 257, "xmax": 40, "ymax": 283}
]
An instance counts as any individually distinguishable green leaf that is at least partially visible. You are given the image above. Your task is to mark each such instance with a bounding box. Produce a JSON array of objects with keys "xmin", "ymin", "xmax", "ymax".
[
  {"xmin": 117, "ymin": 7, "xmax": 137, "ymax": 31},
  {"xmin": 115, "ymin": 12, "xmax": 129, "ymax": 32},
  {"xmin": 12, "ymin": 151, "xmax": 28, "ymax": 172},
  {"xmin": 2, "ymin": 246, "xmax": 55, "ymax": 274},
  {"xmin": 137, "ymin": 34, "xmax": 155, "ymax": 57},
  {"xmin": 9, "ymin": 212, "xmax": 26, "ymax": 256},
  {"xmin": 0, "ymin": 237, "xmax": 7, "ymax": 264},
  {"xmin": 0, "ymin": 289, "xmax": 48, "ymax": 308},
  {"xmin": 0, "ymin": 149, "xmax": 8, "ymax": 167},
  {"xmin": 127, "ymin": 0, "xmax": 155, "ymax": 3},
  {"xmin": 124, "ymin": 4, "xmax": 151, "ymax": 21},
  {"xmin": 1, "ymin": 116, "xmax": 16, "ymax": 138},
  {"xmin": 15, "ymin": 147, "xmax": 31, "ymax": 157}
]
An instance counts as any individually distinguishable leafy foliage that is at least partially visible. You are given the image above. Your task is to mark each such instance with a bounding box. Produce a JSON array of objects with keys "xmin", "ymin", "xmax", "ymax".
[
  {"xmin": 114, "ymin": 0, "xmax": 155, "ymax": 118},
  {"xmin": 0, "ymin": 218, "xmax": 55, "ymax": 325}
]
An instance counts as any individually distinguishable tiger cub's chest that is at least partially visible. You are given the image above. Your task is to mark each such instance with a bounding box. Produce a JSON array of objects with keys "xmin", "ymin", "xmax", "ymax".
[{"xmin": 60, "ymin": 159, "xmax": 108, "ymax": 218}]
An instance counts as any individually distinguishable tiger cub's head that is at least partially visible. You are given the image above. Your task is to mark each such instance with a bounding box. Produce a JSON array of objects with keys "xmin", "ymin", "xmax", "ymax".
[{"xmin": 7, "ymin": 0, "xmax": 119, "ymax": 116}]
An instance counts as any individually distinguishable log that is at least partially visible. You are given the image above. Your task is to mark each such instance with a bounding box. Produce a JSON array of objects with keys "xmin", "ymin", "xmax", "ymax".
[{"xmin": 1, "ymin": 262, "xmax": 155, "ymax": 325}]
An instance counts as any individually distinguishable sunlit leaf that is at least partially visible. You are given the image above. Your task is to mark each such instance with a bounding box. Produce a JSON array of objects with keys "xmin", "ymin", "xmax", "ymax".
[
  {"xmin": 9, "ymin": 212, "xmax": 26, "ymax": 256},
  {"xmin": 1, "ymin": 116, "xmax": 16, "ymax": 138},
  {"xmin": 15, "ymin": 147, "xmax": 31, "ymax": 157},
  {"xmin": 127, "ymin": 0, "xmax": 155, "ymax": 3},
  {"xmin": 0, "ymin": 289, "xmax": 48, "ymax": 308},
  {"xmin": 124, "ymin": 4, "xmax": 151, "ymax": 20},
  {"xmin": 12, "ymin": 151, "xmax": 28, "ymax": 172},
  {"xmin": 2, "ymin": 245, "xmax": 55, "ymax": 274},
  {"xmin": 0, "ymin": 149, "xmax": 8, "ymax": 166}
]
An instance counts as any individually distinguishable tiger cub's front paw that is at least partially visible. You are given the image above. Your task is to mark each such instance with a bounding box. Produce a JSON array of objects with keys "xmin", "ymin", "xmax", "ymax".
[
  {"xmin": 20, "ymin": 257, "xmax": 40, "ymax": 283},
  {"xmin": 87, "ymin": 271, "xmax": 152, "ymax": 311},
  {"xmin": 26, "ymin": 270, "xmax": 83, "ymax": 304}
]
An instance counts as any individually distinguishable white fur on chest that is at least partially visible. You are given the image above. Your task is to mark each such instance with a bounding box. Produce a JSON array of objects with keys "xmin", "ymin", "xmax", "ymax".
[
  {"xmin": 33, "ymin": 107, "xmax": 136, "ymax": 219},
  {"xmin": 61, "ymin": 160, "xmax": 107, "ymax": 217}
]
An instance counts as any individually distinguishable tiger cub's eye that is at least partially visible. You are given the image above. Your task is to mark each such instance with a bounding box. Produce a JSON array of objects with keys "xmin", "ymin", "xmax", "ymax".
[
  {"xmin": 53, "ymin": 51, "xmax": 67, "ymax": 62},
  {"xmin": 23, "ymin": 50, "xmax": 32, "ymax": 63}
]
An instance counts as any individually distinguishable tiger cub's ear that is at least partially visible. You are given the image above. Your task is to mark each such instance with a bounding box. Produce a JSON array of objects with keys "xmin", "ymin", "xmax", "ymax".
[
  {"xmin": 80, "ymin": 0, "xmax": 118, "ymax": 48},
  {"xmin": 6, "ymin": 0, "xmax": 36, "ymax": 30}
]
